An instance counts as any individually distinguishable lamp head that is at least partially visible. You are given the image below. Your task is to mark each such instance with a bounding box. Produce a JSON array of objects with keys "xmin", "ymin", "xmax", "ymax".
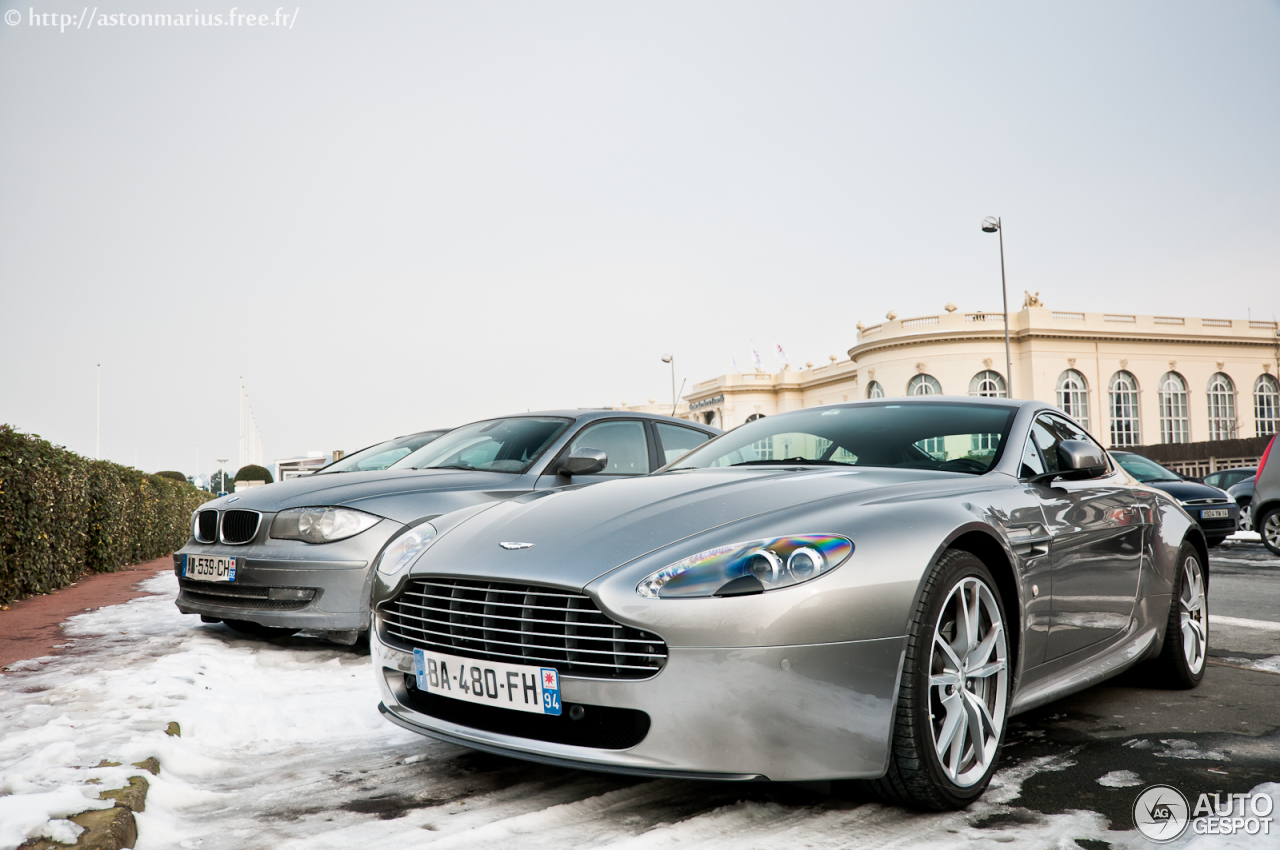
[
  {"xmin": 981, "ymin": 216, "xmax": 1000, "ymax": 233},
  {"xmin": 661, "ymin": 354, "xmax": 673, "ymax": 364}
]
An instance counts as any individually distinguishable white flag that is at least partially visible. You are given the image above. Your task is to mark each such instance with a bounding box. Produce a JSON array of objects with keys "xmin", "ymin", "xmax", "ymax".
[
  {"xmin": 731, "ymin": 355, "xmax": 740, "ymax": 373},
  {"xmin": 751, "ymin": 342, "xmax": 763, "ymax": 372},
  {"xmin": 775, "ymin": 340, "xmax": 790, "ymax": 368}
]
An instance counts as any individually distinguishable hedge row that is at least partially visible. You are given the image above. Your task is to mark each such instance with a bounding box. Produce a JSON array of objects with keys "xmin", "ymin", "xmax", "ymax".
[{"xmin": 0, "ymin": 424, "xmax": 215, "ymax": 603}]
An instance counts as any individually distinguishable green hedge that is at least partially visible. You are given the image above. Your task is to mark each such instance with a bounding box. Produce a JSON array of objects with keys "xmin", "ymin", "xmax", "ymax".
[{"xmin": 0, "ymin": 425, "xmax": 214, "ymax": 603}]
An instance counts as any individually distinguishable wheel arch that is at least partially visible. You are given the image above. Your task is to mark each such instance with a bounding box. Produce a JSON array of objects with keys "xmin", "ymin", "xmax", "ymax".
[{"xmin": 920, "ymin": 524, "xmax": 1023, "ymax": 678}]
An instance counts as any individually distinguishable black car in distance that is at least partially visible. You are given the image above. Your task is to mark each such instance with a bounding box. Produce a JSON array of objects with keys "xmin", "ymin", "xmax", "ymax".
[{"xmin": 1111, "ymin": 451, "xmax": 1239, "ymax": 547}]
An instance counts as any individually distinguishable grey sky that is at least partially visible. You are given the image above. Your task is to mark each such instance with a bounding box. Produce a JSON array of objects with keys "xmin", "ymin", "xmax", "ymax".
[{"xmin": 1, "ymin": 1, "xmax": 1277, "ymax": 476}]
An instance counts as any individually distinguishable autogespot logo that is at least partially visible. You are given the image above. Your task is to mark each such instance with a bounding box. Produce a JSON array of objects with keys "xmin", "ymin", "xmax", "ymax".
[{"xmin": 1134, "ymin": 785, "xmax": 1190, "ymax": 843}]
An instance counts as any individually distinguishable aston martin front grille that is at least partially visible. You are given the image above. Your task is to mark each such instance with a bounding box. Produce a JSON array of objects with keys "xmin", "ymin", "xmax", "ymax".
[
  {"xmin": 380, "ymin": 577, "xmax": 668, "ymax": 680},
  {"xmin": 220, "ymin": 510, "xmax": 261, "ymax": 544}
]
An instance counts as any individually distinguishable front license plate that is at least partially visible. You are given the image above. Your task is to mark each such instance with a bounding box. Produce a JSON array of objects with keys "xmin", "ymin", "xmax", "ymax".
[
  {"xmin": 183, "ymin": 554, "xmax": 236, "ymax": 582},
  {"xmin": 1201, "ymin": 509, "xmax": 1230, "ymax": 519},
  {"xmin": 413, "ymin": 648, "xmax": 561, "ymax": 716}
]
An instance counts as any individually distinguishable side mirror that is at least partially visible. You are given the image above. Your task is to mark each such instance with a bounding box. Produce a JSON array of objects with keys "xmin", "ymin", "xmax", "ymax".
[
  {"xmin": 559, "ymin": 448, "xmax": 607, "ymax": 476},
  {"xmin": 1056, "ymin": 440, "xmax": 1107, "ymax": 478}
]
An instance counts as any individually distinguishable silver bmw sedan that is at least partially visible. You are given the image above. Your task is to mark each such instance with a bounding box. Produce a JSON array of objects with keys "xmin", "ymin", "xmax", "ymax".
[
  {"xmin": 174, "ymin": 411, "xmax": 719, "ymax": 644},
  {"xmin": 371, "ymin": 397, "xmax": 1208, "ymax": 809}
]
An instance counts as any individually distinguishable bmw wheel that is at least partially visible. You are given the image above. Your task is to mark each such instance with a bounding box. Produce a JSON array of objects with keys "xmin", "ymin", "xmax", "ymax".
[
  {"xmin": 1261, "ymin": 509, "xmax": 1280, "ymax": 557},
  {"xmin": 1151, "ymin": 543, "xmax": 1207, "ymax": 689},
  {"xmin": 870, "ymin": 549, "xmax": 1010, "ymax": 810}
]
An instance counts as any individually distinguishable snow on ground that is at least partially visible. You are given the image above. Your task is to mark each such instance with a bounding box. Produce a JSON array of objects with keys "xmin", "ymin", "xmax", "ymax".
[{"xmin": 0, "ymin": 571, "xmax": 1261, "ymax": 850}]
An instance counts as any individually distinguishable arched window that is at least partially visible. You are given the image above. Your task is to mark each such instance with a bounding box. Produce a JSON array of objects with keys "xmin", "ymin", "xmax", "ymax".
[
  {"xmin": 1159, "ymin": 372, "xmax": 1190, "ymax": 443},
  {"xmin": 1108, "ymin": 371, "xmax": 1141, "ymax": 447},
  {"xmin": 1256, "ymin": 374, "xmax": 1280, "ymax": 437},
  {"xmin": 744, "ymin": 413, "xmax": 771, "ymax": 459},
  {"xmin": 968, "ymin": 370, "xmax": 1007, "ymax": 398},
  {"xmin": 1206, "ymin": 373, "xmax": 1237, "ymax": 440},
  {"xmin": 1056, "ymin": 369, "xmax": 1089, "ymax": 426},
  {"xmin": 866, "ymin": 380, "xmax": 884, "ymax": 399},
  {"xmin": 907, "ymin": 374, "xmax": 942, "ymax": 396}
]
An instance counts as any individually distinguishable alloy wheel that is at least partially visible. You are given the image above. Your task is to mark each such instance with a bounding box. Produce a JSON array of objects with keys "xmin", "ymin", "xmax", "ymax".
[
  {"xmin": 928, "ymin": 576, "xmax": 1009, "ymax": 788},
  {"xmin": 1179, "ymin": 555, "xmax": 1207, "ymax": 675},
  {"xmin": 1264, "ymin": 512, "xmax": 1280, "ymax": 553},
  {"xmin": 1238, "ymin": 503, "xmax": 1252, "ymax": 532}
]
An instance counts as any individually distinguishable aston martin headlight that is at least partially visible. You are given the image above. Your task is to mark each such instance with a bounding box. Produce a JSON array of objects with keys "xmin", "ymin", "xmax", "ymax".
[
  {"xmin": 376, "ymin": 523, "xmax": 437, "ymax": 576},
  {"xmin": 636, "ymin": 535, "xmax": 854, "ymax": 599},
  {"xmin": 269, "ymin": 507, "xmax": 381, "ymax": 543}
]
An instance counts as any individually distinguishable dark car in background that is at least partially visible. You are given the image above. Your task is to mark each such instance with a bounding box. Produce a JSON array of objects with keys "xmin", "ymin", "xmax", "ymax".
[
  {"xmin": 315, "ymin": 429, "xmax": 451, "ymax": 474},
  {"xmin": 1250, "ymin": 436, "xmax": 1279, "ymax": 555},
  {"xmin": 1111, "ymin": 451, "xmax": 1238, "ymax": 546},
  {"xmin": 174, "ymin": 411, "xmax": 720, "ymax": 643}
]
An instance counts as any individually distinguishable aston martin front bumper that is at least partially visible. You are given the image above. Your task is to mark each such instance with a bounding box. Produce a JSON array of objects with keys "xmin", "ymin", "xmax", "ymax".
[{"xmin": 372, "ymin": 629, "xmax": 906, "ymax": 782}]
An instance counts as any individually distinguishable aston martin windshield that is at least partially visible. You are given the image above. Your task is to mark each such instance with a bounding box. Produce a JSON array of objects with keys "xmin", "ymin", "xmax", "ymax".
[
  {"xmin": 669, "ymin": 402, "xmax": 1016, "ymax": 474},
  {"xmin": 390, "ymin": 417, "xmax": 571, "ymax": 473}
]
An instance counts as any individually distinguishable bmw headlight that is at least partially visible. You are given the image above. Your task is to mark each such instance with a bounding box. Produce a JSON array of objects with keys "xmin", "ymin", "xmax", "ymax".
[
  {"xmin": 636, "ymin": 534, "xmax": 854, "ymax": 599},
  {"xmin": 376, "ymin": 523, "xmax": 438, "ymax": 576},
  {"xmin": 270, "ymin": 507, "xmax": 381, "ymax": 544}
]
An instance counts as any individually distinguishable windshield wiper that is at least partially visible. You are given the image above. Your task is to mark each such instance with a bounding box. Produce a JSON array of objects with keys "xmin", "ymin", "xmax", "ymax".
[{"xmin": 729, "ymin": 458, "xmax": 852, "ymax": 467}]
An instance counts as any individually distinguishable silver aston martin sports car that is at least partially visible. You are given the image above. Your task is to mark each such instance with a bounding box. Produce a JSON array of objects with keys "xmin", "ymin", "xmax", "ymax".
[{"xmin": 371, "ymin": 397, "xmax": 1209, "ymax": 810}]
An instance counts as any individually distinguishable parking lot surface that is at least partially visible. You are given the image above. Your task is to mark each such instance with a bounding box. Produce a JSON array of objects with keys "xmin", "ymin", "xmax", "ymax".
[{"xmin": 0, "ymin": 539, "xmax": 1277, "ymax": 849}]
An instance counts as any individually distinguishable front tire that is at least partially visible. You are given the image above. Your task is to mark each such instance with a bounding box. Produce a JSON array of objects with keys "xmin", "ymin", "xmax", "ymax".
[
  {"xmin": 1151, "ymin": 542, "xmax": 1207, "ymax": 689},
  {"xmin": 1260, "ymin": 508, "xmax": 1280, "ymax": 557},
  {"xmin": 870, "ymin": 550, "xmax": 1011, "ymax": 810}
]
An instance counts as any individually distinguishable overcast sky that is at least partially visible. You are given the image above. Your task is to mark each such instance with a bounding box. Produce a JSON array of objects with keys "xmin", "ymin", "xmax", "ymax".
[{"xmin": 1, "ymin": 1, "xmax": 1277, "ymax": 476}]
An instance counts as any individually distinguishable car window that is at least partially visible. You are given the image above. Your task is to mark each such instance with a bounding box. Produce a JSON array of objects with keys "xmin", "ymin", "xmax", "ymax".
[
  {"xmin": 391, "ymin": 417, "xmax": 571, "ymax": 473},
  {"xmin": 317, "ymin": 431, "xmax": 445, "ymax": 474},
  {"xmin": 1112, "ymin": 453, "xmax": 1182, "ymax": 483},
  {"xmin": 655, "ymin": 423, "xmax": 712, "ymax": 465},
  {"xmin": 1020, "ymin": 434, "xmax": 1046, "ymax": 478},
  {"xmin": 567, "ymin": 421, "xmax": 650, "ymax": 475},
  {"xmin": 668, "ymin": 403, "xmax": 1016, "ymax": 475},
  {"xmin": 1204, "ymin": 472, "xmax": 1223, "ymax": 488},
  {"xmin": 1030, "ymin": 415, "xmax": 1107, "ymax": 478}
]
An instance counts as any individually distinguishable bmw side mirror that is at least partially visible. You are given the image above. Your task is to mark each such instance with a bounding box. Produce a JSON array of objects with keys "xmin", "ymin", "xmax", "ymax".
[{"xmin": 559, "ymin": 448, "xmax": 607, "ymax": 476}]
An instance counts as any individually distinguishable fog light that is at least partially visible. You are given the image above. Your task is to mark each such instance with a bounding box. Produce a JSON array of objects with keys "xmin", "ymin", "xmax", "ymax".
[
  {"xmin": 268, "ymin": 587, "xmax": 316, "ymax": 602},
  {"xmin": 569, "ymin": 705, "xmax": 586, "ymax": 721}
]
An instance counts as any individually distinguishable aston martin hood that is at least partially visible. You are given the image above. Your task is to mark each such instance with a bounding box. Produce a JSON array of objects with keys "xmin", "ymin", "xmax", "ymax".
[
  {"xmin": 413, "ymin": 466, "xmax": 974, "ymax": 587},
  {"xmin": 204, "ymin": 468, "xmax": 524, "ymax": 522}
]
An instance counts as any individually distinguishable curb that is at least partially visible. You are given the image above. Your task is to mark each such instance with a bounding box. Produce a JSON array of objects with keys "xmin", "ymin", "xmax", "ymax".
[{"xmin": 19, "ymin": 749, "xmax": 167, "ymax": 850}]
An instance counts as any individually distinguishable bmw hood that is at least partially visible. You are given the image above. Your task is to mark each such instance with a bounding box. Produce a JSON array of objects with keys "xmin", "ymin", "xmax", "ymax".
[
  {"xmin": 203, "ymin": 468, "xmax": 524, "ymax": 522},
  {"xmin": 412, "ymin": 466, "xmax": 980, "ymax": 588}
]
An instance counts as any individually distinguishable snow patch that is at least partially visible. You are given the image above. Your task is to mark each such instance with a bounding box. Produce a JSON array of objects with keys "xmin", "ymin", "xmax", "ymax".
[{"xmin": 1096, "ymin": 770, "xmax": 1142, "ymax": 788}]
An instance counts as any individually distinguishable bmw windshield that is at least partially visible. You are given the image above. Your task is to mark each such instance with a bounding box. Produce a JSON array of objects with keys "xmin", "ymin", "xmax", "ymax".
[
  {"xmin": 667, "ymin": 402, "xmax": 1016, "ymax": 475},
  {"xmin": 389, "ymin": 417, "xmax": 571, "ymax": 473}
]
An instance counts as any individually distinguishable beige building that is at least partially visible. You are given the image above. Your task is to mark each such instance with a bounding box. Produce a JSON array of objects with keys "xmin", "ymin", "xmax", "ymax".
[{"xmin": 682, "ymin": 298, "xmax": 1280, "ymax": 452}]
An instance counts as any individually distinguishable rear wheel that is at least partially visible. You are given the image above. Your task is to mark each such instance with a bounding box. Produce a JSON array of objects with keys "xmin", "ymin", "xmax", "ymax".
[
  {"xmin": 1261, "ymin": 509, "xmax": 1280, "ymax": 557},
  {"xmin": 1150, "ymin": 543, "xmax": 1207, "ymax": 689},
  {"xmin": 870, "ymin": 550, "xmax": 1011, "ymax": 810}
]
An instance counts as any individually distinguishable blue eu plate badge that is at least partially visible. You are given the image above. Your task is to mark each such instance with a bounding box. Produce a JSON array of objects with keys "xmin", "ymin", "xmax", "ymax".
[{"xmin": 540, "ymin": 668, "xmax": 561, "ymax": 716}]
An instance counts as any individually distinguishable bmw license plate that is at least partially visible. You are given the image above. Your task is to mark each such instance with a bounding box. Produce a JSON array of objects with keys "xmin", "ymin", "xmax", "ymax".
[
  {"xmin": 183, "ymin": 554, "xmax": 236, "ymax": 582},
  {"xmin": 414, "ymin": 648, "xmax": 561, "ymax": 716},
  {"xmin": 1201, "ymin": 509, "xmax": 1230, "ymax": 519}
]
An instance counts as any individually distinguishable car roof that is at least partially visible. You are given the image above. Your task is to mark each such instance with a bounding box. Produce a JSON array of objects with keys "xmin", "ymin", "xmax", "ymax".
[
  {"xmin": 482, "ymin": 409, "xmax": 721, "ymax": 431},
  {"xmin": 392, "ymin": 429, "xmax": 451, "ymax": 440}
]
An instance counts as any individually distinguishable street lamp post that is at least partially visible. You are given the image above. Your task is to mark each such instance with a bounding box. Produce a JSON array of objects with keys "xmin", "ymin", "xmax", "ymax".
[
  {"xmin": 661, "ymin": 354, "xmax": 675, "ymax": 415},
  {"xmin": 215, "ymin": 458, "xmax": 229, "ymax": 496},
  {"xmin": 981, "ymin": 217, "xmax": 1014, "ymax": 398}
]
